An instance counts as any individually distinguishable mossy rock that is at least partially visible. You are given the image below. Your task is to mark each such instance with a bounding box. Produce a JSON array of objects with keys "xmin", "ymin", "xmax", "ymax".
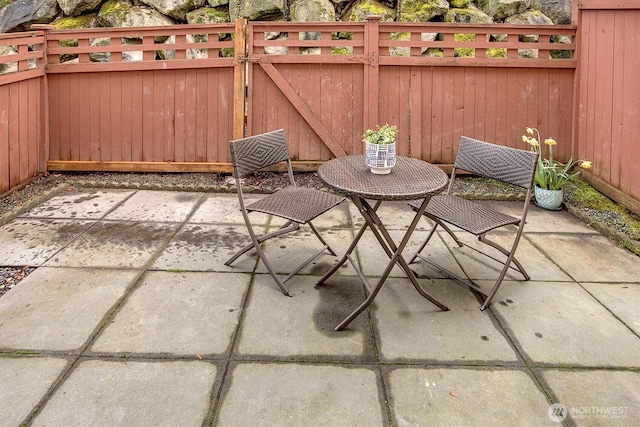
[
  {"xmin": 98, "ymin": 0, "xmax": 132, "ymax": 24},
  {"xmin": 505, "ymin": 10, "xmax": 554, "ymax": 27},
  {"xmin": 423, "ymin": 47, "xmax": 443, "ymax": 57},
  {"xmin": 449, "ymin": 0, "xmax": 472, "ymax": 7},
  {"xmin": 343, "ymin": 0, "xmax": 395, "ymax": 22},
  {"xmin": 0, "ymin": 0, "xmax": 17, "ymax": 9},
  {"xmin": 445, "ymin": 6, "xmax": 493, "ymax": 24},
  {"xmin": 453, "ymin": 32, "xmax": 475, "ymax": 57},
  {"xmin": 388, "ymin": 32, "xmax": 410, "ymax": 56},
  {"xmin": 186, "ymin": 7, "xmax": 229, "ymax": 24},
  {"xmin": 234, "ymin": 0, "xmax": 284, "ymax": 21},
  {"xmin": 141, "ymin": 0, "xmax": 206, "ymax": 21},
  {"xmin": 331, "ymin": 46, "xmax": 351, "ymax": 55},
  {"xmin": 52, "ymin": 14, "xmax": 98, "ymax": 30},
  {"xmin": 290, "ymin": 0, "xmax": 335, "ymax": 22},
  {"xmin": 550, "ymin": 34, "xmax": 572, "ymax": 59},
  {"xmin": 399, "ymin": 0, "xmax": 449, "ymax": 23},
  {"xmin": 220, "ymin": 47, "xmax": 235, "ymax": 57},
  {"xmin": 487, "ymin": 47, "xmax": 507, "ymax": 58},
  {"xmin": 476, "ymin": 0, "xmax": 527, "ymax": 21},
  {"xmin": 51, "ymin": 14, "xmax": 98, "ymax": 60}
]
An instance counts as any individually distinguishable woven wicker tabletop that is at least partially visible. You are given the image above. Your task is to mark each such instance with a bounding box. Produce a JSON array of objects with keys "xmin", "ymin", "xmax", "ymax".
[{"xmin": 318, "ymin": 155, "xmax": 448, "ymax": 201}]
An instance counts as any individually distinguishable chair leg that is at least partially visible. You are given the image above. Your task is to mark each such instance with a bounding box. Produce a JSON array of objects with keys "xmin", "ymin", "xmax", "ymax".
[
  {"xmin": 409, "ymin": 215, "xmax": 463, "ymax": 260},
  {"xmin": 477, "ymin": 234, "xmax": 529, "ymax": 310},
  {"xmin": 478, "ymin": 235, "xmax": 530, "ymax": 280},
  {"xmin": 225, "ymin": 222, "xmax": 299, "ymax": 266},
  {"xmin": 252, "ymin": 242, "xmax": 292, "ymax": 297},
  {"xmin": 479, "ymin": 253, "xmax": 516, "ymax": 310},
  {"xmin": 281, "ymin": 245, "xmax": 332, "ymax": 284},
  {"xmin": 408, "ymin": 223, "xmax": 438, "ymax": 264},
  {"xmin": 308, "ymin": 221, "xmax": 338, "ymax": 256},
  {"xmin": 411, "ymin": 231, "xmax": 530, "ymax": 311},
  {"xmin": 225, "ymin": 240, "xmax": 258, "ymax": 266},
  {"xmin": 226, "ymin": 218, "xmax": 338, "ymax": 296},
  {"xmin": 249, "ymin": 231, "xmax": 335, "ymax": 297},
  {"xmin": 435, "ymin": 219, "xmax": 463, "ymax": 248}
]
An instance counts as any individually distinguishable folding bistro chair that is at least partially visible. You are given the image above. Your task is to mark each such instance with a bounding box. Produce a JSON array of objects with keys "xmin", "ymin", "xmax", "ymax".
[
  {"xmin": 409, "ymin": 136, "xmax": 538, "ymax": 310},
  {"xmin": 225, "ymin": 129, "xmax": 345, "ymax": 296}
]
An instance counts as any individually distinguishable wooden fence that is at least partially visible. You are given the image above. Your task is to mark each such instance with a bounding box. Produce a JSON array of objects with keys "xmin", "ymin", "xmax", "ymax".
[
  {"xmin": 43, "ymin": 23, "xmax": 240, "ymax": 173},
  {"xmin": 245, "ymin": 19, "xmax": 576, "ymax": 168},
  {"xmin": 573, "ymin": 0, "xmax": 640, "ymax": 213},
  {"xmin": 0, "ymin": 30, "xmax": 47, "ymax": 193},
  {"xmin": 1, "ymin": 5, "xmax": 639, "ymax": 214}
]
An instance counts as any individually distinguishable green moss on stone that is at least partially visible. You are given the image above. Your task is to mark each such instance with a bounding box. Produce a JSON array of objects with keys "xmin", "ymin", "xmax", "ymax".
[
  {"xmin": 450, "ymin": 0, "xmax": 472, "ymax": 7},
  {"xmin": 347, "ymin": 1, "xmax": 396, "ymax": 22},
  {"xmin": 51, "ymin": 15, "xmax": 96, "ymax": 52},
  {"xmin": 220, "ymin": 47, "xmax": 235, "ymax": 57},
  {"xmin": 400, "ymin": 0, "xmax": 449, "ymax": 22},
  {"xmin": 53, "ymin": 14, "xmax": 96, "ymax": 30},
  {"xmin": 0, "ymin": 0, "xmax": 17, "ymax": 9},
  {"xmin": 331, "ymin": 46, "xmax": 351, "ymax": 55},
  {"xmin": 445, "ymin": 6, "xmax": 493, "ymax": 24},
  {"xmin": 454, "ymin": 33, "xmax": 474, "ymax": 57},
  {"xmin": 487, "ymin": 47, "xmax": 506, "ymax": 58},
  {"xmin": 186, "ymin": 7, "xmax": 229, "ymax": 24},
  {"xmin": 567, "ymin": 178, "xmax": 640, "ymax": 240},
  {"xmin": 452, "ymin": 8, "xmax": 471, "ymax": 17},
  {"xmin": 423, "ymin": 48, "xmax": 443, "ymax": 57},
  {"xmin": 550, "ymin": 49, "xmax": 571, "ymax": 59},
  {"xmin": 99, "ymin": 0, "xmax": 132, "ymax": 22}
]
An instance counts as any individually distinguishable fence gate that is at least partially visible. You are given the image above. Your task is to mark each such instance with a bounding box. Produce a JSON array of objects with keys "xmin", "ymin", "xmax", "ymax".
[{"xmin": 244, "ymin": 20, "xmax": 378, "ymax": 168}]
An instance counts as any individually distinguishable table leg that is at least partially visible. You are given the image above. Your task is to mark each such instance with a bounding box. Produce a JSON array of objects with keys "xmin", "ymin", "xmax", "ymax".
[
  {"xmin": 335, "ymin": 198, "xmax": 448, "ymax": 331},
  {"xmin": 316, "ymin": 200, "xmax": 382, "ymax": 287},
  {"xmin": 373, "ymin": 198, "xmax": 449, "ymax": 311},
  {"xmin": 354, "ymin": 198, "xmax": 427, "ymax": 282}
]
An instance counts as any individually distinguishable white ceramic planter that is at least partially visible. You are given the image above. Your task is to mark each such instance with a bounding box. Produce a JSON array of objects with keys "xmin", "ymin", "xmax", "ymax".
[
  {"xmin": 535, "ymin": 185, "xmax": 564, "ymax": 210},
  {"xmin": 365, "ymin": 141, "xmax": 396, "ymax": 174}
]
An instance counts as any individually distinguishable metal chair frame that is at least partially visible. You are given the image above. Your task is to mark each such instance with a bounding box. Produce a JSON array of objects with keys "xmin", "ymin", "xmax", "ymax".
[
  {"xmin": 225, "ymin": 129, "xmax": 345, "ymax": 296},
  {"xmin": 409, "ymin": 136, "xmax": 538, "ymax": 310}
]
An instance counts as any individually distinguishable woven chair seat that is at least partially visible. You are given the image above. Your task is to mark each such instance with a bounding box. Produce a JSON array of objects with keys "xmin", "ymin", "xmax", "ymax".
[
  {"xmin": 247, "ymin": 186, "xmax": 344, "ymax": 223},
  {"xmin": 423, "ymin": 195, "xmax": 520, "ymax": 235},
  {"xmin": 226, "ymin": 129, "xmax": 345, "ymax": 296},
  {"xmin": 408, "ymin": 136, "xmax": 538, "ymax": 310}
]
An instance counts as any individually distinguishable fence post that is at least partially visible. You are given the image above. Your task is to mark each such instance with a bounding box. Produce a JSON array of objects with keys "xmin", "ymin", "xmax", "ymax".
[
  {"xmin": 31, "ymin": 24, "xmax": 54, "ymax": 174},
  {"xmin": 233, "ymin": 18, "xmax": 247, "ymax": 140},
  {"xmin": 363, "ymin": 15, "xmax": 380, "ymax": 131}
]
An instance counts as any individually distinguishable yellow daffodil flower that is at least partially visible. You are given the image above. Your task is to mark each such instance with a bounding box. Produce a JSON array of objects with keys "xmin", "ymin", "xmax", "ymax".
[{"xmin": 522, "ymin": 127, "xmax": 592, "ymax": 190}]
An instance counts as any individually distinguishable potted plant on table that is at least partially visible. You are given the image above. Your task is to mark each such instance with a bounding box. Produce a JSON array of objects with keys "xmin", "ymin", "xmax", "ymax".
[
  {"xmin": 363, "ymin": 123, "xmax": 398, "ymax": 174},
  {"xmin": 522, "ymin": 127, "xmax": 592, "ymax": 210}
]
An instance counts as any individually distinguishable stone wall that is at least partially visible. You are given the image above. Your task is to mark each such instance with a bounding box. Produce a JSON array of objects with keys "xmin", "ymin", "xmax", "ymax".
[{"xmin": 1, "ymin": 0, "xmax": 572, "ymax": 34}]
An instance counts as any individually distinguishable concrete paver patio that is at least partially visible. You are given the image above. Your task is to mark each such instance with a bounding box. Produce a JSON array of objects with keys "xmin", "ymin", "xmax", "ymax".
[{"xmin": 0, "ymin": 189, "xmax": 639, "ymax": 426}]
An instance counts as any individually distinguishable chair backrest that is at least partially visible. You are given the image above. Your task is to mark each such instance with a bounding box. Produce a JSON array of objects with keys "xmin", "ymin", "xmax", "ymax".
[
  {"xmin": 229, "ymin": 129, "xmax": 290, "ymax": 178},
  {"xmin": 454, "ymin": 136, "xmax": 538, "ymax": 189}
]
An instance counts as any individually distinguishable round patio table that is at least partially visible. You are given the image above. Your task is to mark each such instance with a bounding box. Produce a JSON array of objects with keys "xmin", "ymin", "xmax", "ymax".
[{"xmin": 317, "ymin": 155, "xmax": 450, "ymax": 330}]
